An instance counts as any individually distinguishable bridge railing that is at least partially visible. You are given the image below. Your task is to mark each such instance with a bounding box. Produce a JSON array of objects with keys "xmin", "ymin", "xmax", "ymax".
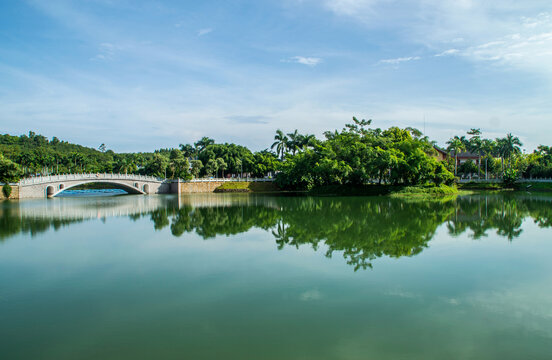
[
  {"xmin": 19, "ymin": 173, "xmax": 164, "ymax": 185},
  {"xmin": 18, "ymin": 174, "xmax": 275, "ymax": 185}
]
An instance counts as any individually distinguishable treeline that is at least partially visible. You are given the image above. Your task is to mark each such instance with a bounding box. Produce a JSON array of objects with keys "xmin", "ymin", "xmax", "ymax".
[
  {"xmin": 1, "ymin": 117, "xmax": 551, "ymax": 188},
  {"xmin": 0, "ymin": 132, "xmax": 279, "ymax": 182},
  {"xmin": 445, "ymin": 129, "xmax": 552, "ymax": 180}
]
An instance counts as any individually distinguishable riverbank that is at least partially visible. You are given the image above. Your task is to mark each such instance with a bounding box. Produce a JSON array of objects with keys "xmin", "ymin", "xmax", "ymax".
[
  {"xmin": 308, "ymin": 184, "xmax": 458, "ymax": 197},
  {"xmin": 215, "ymin": 182, "xmax": 460, "ymax": 197},
  {"xmin": 458, "ymin": 181, "xmax": 552, "ymax": 192},
  {"xmin": 214, "ymin": 181, "xmax": 280, "ymax": 193}
]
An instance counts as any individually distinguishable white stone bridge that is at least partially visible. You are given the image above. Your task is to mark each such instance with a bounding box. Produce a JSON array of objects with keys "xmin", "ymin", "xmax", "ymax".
[{"xmin": 18, "ymin": 173, "xmax": 175, "ymax": 198}]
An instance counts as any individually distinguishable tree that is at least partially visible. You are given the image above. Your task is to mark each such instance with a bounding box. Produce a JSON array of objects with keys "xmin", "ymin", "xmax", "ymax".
[
  {"xmin": 271, "ymin": 130, "xmax": 289, "ymax": 160},
  {"xmin": 205, "ymin": 158, "xmax": 218, "ymax": 177},
  {"xmin": 179, "ymin": 143, "xmax": 196, "ymax": 158},
  {"xmin": 194, "ymin": 137, "xmax": 215, "ymax": 153},
  {"xmin": 467, "ymin": 128, "xmax": 482, "ymax": 177},
  {"xmin": 287, "ymin": 130, "xmax": 301, "ymax": 155},
  {"xmin": 446, "ymin": 136, "xmax": 466, "ymax": 175},
  {"xmin": 500, "ymin": 133, "xmax": 523, "ymax": 169},
  {"xmin": 216, "ymin": 158, "xmax": 227, "ymax": 178},
  {"xmin": 169, "ymin": 149, "xmax": 190, "ymax": 179},
  {"xmin": 252, "ymin": 150, "xmax": 278, "ymax": 177},
  {"xmin": 300, "ymin": 134, "xmax": 317, "ymax": 150},
  {"xmin": 190, "ymin": 160, "xmax": 203, "ymax": 178},
  {"xmin": 143, "ymin": 153, "xmax": 169, "ymax": 178},
  {"xmin": 0, "ymin": 154, "xmax": 23, "ymax": 183}
]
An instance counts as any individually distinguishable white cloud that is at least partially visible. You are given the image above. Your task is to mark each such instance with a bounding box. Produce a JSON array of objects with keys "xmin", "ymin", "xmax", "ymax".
[
  {"xmin": 91, "ymin": 42, "xmax": 119, "ymax": 61},
  {"xmin": 323, "ymin": 0, "xmax": 379, "ymax": 17},
  {"xmin": 435, "ymin": 49, "xmax": 460, "ymax": 57},
  {"xmin": 197, "ymin": 28, "xmax": 213, "ymax": 36},
  {"xmin": 379, "ymin": 56, "xmax": 420, "ymax": 64},
  {"xmin": 319, "ymin": 1, "xmax": 552, "ymax": 76},
  {"xmin": 284, "ymin": 56, "xmax": 322, "ymax": 66}
]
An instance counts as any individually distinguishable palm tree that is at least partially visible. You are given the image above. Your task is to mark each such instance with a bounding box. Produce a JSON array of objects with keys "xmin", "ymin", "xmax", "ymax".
[
  {"xmin": 194, "ymin": 137, "xmax": 215, "ymax": 153},
  {"xmin": 301, "ymin": 134, "xmax": 316, "ymax": 149},
  {"xmin": 481, "ymin": 139, "xmax": 496, "ymax": 179},
  {"xmin": 287, "ymin": 130, "xmax": 300, "ymax": 155},
  {"xmin": 467, "ymin": 128, "xmax": 482, "ymax": 177},
  {"xmin": 446, "ymin": 136, "xmax": 466, "ymax": 175},
  {"xmin": 271, "ymin": 130, "xmax": 289, "ymax": 159},
  {"xmin": 500, "ymin": 133, "xmax": 523, "ymax": 169}
]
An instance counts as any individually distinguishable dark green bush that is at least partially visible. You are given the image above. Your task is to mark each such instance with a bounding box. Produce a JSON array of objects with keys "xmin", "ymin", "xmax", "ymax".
[{"xmin": 2, "ymin": 183, "xmax": 12, "ymax": 198}]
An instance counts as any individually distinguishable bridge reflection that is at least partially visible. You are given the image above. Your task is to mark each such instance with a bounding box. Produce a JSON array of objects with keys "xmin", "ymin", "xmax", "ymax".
[{"xmin": 2, "ymin": 194, "xmax": 551, "ymax": 270}]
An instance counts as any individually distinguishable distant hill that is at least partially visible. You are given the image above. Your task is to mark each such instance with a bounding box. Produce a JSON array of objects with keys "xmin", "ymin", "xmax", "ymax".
[{"xmin": 0, "ymin": 132, "xmax": 151, "ymax": 175}]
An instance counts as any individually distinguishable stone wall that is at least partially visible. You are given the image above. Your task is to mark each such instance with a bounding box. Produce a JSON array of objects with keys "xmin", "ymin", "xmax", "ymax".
[
  {"xmin": 180, "ymin": 181, "xmax": 226, "ymax": 193},
  {"xmin": 0, "ymin": 184, "xmax": 19, "ymax": 200}
]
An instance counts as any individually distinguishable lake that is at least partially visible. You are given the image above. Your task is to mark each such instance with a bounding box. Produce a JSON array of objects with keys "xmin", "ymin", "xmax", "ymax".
[{"xmin": 1, "ymin": 193, "xmax": 551, "ymax": 359}]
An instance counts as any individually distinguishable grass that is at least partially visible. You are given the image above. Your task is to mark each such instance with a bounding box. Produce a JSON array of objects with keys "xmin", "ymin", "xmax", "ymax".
[
  {"xmin": 391, "ymin": 184, "xmax": 458, "ymax": 197},
  {"xmin": 214, "ymin": 181, "xmax": 280, "ymax": 193},
  {"xmin": 457, "ymin": 182, "xmax": 509, "ymax": 191},
  {"xmin": 308, "ymin": 184, "xmax": 458, "ymax": 197}
]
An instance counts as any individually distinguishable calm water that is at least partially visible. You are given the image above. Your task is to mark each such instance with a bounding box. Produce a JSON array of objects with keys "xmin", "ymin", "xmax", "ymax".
[{"xmin": 1, "ymin": 193, "xmax": 552, "ymax": 359}]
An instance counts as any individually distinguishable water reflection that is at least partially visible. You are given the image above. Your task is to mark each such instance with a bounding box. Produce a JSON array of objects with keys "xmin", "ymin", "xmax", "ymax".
[{"xmin": 2, "ymin": 193, "xmax": 552, "ymax": 269}]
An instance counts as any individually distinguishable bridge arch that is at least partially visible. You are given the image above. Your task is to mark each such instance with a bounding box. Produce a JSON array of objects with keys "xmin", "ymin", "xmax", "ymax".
[{"xmin": 49, "ymin": 180, "xmax": 145, "ymax": 197}]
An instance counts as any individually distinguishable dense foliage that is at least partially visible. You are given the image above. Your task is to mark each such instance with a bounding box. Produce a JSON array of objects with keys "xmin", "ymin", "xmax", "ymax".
[
  {"xmin": 1, "ymin": 117, "xmax": 550, "ymax": 187},
  {"xmin": 275, "ymin": 118, "xmax": 454, "ymax": 190},
  {"xmin": 444, "ymin": 128, "xmax": 551, "ymax": 180}
]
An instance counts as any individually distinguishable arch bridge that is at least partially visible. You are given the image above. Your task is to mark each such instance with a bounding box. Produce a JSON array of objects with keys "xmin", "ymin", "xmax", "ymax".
[{"xmin": 18, "ymin": 173, "xmax": 175, "ymax": 198}]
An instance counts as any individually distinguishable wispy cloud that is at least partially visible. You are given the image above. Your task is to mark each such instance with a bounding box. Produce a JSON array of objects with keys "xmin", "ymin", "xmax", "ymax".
[
  {"xmin": 91, "ymin": 42, "xmax": 119, "ymax": 61},
  {"xmin": 379, "ymin": 56, "xmax": 421, "ymax": 64},
  {"xmin": 319, "ymin": 2, "xmax": 552, "ymax": 76},
  {"xmin": 284, "ymin": 56, "xmax": 322, "ymax": 66},
  {"xmin": 435, "ymin": 49, "xmax": 460, "ymax": 57},
  {"xmin": 225, "ymin": 115, "xmax": 270, "ymax": 124},
  {"xmin": 197, "ymin": 28, "xmax": 213, "ymax": 36}
]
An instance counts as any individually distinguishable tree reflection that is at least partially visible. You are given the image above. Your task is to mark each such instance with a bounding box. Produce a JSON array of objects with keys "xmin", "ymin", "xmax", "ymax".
[{"xmin": 2, "ymin": 194, "xmax": 552, "ymax": 270}]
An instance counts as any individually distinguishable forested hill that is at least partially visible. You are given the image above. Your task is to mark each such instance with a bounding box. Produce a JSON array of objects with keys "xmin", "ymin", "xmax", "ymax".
[
  {"xmin": 0, "ymin": 131, "xmax": 274, "ymax": 180},
  {"xmin": 2, "ymin": 120, "xmax": 550, "ymax": 188},
  {"xmin": 0, "ymin": 132, "xmax": 153, "ymax": 175}
]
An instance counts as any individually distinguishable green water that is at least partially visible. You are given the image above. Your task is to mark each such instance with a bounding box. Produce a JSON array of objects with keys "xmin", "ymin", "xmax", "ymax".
[{"xmin": 1, "ymin": 193, "xmax": 551, "ymax": 359}]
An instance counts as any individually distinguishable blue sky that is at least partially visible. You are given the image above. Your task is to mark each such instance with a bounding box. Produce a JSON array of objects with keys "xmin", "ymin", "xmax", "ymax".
[{"xmin": 1, "ymin": 0, "xmax": 551, "ymax": 152}]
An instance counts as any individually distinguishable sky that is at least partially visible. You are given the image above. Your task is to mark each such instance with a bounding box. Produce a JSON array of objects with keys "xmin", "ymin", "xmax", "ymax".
[{"xmin": 0, "ymin": 0, "xmax": 551, "ymax": 152}]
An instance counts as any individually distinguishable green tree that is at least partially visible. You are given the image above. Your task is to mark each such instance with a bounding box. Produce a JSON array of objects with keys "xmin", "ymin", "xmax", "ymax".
[
  {"xmin": 287, "ymin": 130, "xmax": 301, "ymax": 155},
  {"xmin": 169, "ymin": 149, "xmax": 190, "ymax": 179},
  {"xmin": 190, "ymin": 160, "xmax": 203, "ymax": 178},
  {"xmin": 194, "ymin": 137, "xmax": 215, "ymax": 153},
  {"xmin": 205, "ymin": 158, "xmax": 218, "ymax": 177},
  {"xmin": 446, "ymin": 136, "xmax": 466, "ymax": 175},
  {"xmin": 271, "ymin": 130, "xmax": 289, "ymax": 160},
  {"xmin": 467, "ymin": 128, "xmax": 483, "ymax": 177},
  {"xmin": 0, "ymin": 154, "xmax": 23, "ymax": 183},
  {"xmin": 144, "ymin": 153, "xmax": 169, "ymax": 178},
  {"xmin": 216, "ymin": 158, "xmax": 227, "ymax": 178},
  {"xmin": 499, "ymin": 133, "xmax": 523, "ymax": 169}
]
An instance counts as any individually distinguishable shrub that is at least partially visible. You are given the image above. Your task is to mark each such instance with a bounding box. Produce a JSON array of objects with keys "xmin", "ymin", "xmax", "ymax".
[
  {"xmin": 503, "ymin": 168, "xmax": 519, "ymax": 186},
  {"xmin": 2, "ymin": 183, "xmax": 12, "ymax": 198}
]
